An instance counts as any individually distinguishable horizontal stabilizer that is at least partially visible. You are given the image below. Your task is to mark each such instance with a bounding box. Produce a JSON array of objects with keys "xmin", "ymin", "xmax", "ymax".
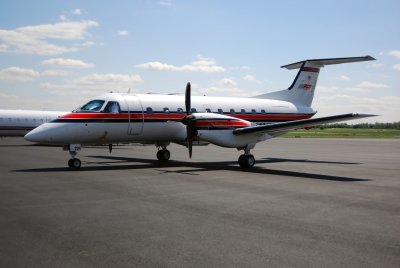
[
  {"xmin": 233, "ymin": 113, "xmax": 377, "ymax": 136},
  {"xmin": 282, "ymin": 55, "xmax": 375, "ymax": 69}
]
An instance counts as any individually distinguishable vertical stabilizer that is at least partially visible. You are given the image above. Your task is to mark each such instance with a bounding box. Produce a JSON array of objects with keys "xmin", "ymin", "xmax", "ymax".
[{"xmin": 255, "ymin": 56, "xmax": 375, "ymax": 107}]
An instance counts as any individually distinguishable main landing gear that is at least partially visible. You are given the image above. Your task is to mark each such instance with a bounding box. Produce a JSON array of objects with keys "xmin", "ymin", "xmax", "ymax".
[
  {"xmin": 156, "ymin": 144, "xmax": 170, "ymax": 161},
  {"xmin": 238, "ymin": 145, "xmax": 256, "ymax": 168}
]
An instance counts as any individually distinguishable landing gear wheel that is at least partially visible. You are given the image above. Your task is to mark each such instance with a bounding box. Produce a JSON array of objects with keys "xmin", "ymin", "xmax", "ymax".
[
  {"xmin": 238, "ymin": 154, "xmax": 255, "ymax": 168},
  {"xmin": 68, "ymin": 158, "xmax": 81, "ymax": 169},
  {"xmin": 157, "ymin": 149, "xmax": 170, "ymax": 161}
]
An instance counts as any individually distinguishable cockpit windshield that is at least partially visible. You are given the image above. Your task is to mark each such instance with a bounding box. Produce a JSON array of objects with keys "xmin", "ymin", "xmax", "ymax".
[{"xmin": 77, "ymin": 100, "xmax": 105, "ymax": 112}]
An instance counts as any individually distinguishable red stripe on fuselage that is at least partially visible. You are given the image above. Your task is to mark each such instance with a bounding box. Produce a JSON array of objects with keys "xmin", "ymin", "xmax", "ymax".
[
  {"xmin": 195, "ymin": 120, "xmax": 251, "ymax": 128},
  {"xmin": 59, "ymin": 112, "xmax": 313, "ymax": 122}
]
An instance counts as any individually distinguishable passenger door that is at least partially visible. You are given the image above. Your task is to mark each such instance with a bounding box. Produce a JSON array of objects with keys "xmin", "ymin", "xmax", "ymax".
[{"xmin": 125, "ymin": 95, "xmax": 143, "ymax": 135}]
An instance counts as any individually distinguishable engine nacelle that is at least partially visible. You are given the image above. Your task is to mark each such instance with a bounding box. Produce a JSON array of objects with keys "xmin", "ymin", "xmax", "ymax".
[
  {"xmin": 191, "ymin": 113, "xmax": 259, "ymax": 148},
  {"xmin": 198, "ymin": 129, "xmax": 260, "ymax": 148}
]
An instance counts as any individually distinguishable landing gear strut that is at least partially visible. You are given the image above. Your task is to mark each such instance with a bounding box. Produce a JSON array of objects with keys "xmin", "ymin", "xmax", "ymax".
[
  {"xmin": 65, "ymin": 144, "xmax": 82, "ymax": 169},
  {"xmin": 238, "ymin": 145, "xmax": 255, "ymax": 168}
]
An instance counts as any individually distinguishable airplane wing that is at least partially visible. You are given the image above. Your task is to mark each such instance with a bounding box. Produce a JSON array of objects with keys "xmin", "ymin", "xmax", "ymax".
[{"xmin": 232, "ymin": 113, "xmax": 377, "ymax": 136}]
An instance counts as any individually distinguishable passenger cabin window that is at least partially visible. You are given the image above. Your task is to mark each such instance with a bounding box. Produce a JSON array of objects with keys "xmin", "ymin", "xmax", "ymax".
[
  {"xmin": 163, "ymin": 108, "xmax": 170, "ymax": 113},
  {"xmin": 205, "ymin": 108, "xmax": 211, "ymax": 113},
  {"xmin": 230, "ymin": 109, "xmax": 235, "ymax": 114},
  {"xmin": 251, "ymin": 109, "xmax": 256, "ymax": 115},
  {"xmin": 103, "ymin": 101, "xmax": 120, "ymax": 113},
  {"xmin": 78, "ymin": 100, "xmax": 105, "ymax": 112},
  {"xmin": 146, "ymin": 107, "xmax": 153, "ymax": 114},
  {"xmin": 177, "ymin": 108, "xmax": 184, "ymax": 113},
  {"xmin": 217, "ymin": 109, "xmax": 223, "ymax": 114},
  {"xmin": 241, "ymin": 109, "xmax": 246, "ymax": 114},
  {"xmin": 190, "ymin": 108, "xmax": 197, "ymax": 113},
  {"xmin": 261, "ymin": 109, "xmax": 266, "ymax": 114}
]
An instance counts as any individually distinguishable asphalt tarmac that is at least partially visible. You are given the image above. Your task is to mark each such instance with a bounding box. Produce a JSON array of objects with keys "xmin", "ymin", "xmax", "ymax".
[{"xmin": 0, "ymin": 138, "xmax": 399, "ymax": 267}]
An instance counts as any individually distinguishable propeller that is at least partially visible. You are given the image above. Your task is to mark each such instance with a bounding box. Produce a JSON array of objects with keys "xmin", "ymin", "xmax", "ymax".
[{"xmin": 181, "ymin": 82, "xmax": 197, "ymax": 158}]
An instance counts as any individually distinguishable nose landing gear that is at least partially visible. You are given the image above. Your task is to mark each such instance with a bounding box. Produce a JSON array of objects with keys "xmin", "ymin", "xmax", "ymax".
[{"xmin": 65, "ymin": 144, "xmax": 82, "ymax": 169}]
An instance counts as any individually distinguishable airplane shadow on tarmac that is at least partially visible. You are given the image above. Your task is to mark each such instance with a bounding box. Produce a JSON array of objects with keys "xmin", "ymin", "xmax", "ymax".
[{"xmin": 13, "ymin": 155, "xmax": 369, "ymax": 182}]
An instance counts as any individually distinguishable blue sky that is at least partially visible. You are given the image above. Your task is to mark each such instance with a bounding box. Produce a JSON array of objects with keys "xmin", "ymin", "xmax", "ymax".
[{"xmin": 0, "ymin": 0, "xmax": 399, "ymax": 122}]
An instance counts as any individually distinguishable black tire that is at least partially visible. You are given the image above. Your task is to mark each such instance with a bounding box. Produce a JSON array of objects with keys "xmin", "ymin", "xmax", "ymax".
[
  {"xmin": 238, "ymin": 154, "xmax": 255, "ymax": 168},
  {"xmin": 70, "ymin": 158, "xmax": 81, "ymax": 169},
  {"xmin": 157, "ymin": 150, "xmax": 170, "ymax": 161}
]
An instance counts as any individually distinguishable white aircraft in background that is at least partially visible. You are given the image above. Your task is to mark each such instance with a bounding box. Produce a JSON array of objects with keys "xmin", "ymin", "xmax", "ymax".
[
  {"xmin": 25, "ymin": 56, "xmax": 377, "ymax": 169},
  {"xmin": 0, "ymin": 110, "xmax": 67, "ymax": 137}
]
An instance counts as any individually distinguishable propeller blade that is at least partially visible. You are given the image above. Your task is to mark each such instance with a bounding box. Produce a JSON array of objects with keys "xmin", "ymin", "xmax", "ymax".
[
  {"xmin": 186, "ymin": 123, "xmax": 196, "ymax": 158},
  {"xmin": 183, "ymin": 82, "xmax": 195, "ymax": 158},
  {"xmin": 185, "ymin": 82, "xmax": 191, "ymax": 115}
]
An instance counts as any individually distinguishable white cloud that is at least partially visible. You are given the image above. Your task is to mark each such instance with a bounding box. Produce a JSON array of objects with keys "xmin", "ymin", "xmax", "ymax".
[
  {"xmin": 356, "ymin": 81, "xmax": 388, "ymax": 89},
  {"xmin": 219, "ymin": 77, "xmax": 237, "ymax": 86},
  {"xmin": 388, "ymin": 50, "xmax": 400, "ymax": 59},
  {"xmin": 42, "ymin": 69, "xmax": 70, "ymax": 77},
  {"xmin": 59, "ymin": 15, "xmax": 68, "ymax": 21},
  {"xmin": 0, "ymin": 67, "xmax": 39, "ymax": 81},
  {"xmin": 370, "ymin": 63, "xmax": 384, "ymax": 68},
  {"xmin": 0, "ymin": 20, "xmax": 98, "ymax": 55},
  {"xmin": 393, "ymin": 64, "xmax": 400, "ymax": 72},
  {"xmin": 41, "ymin": 73, "xmax": 143, "ymax": 96},
  {"xmin": 242, "ymin": 74, "xmax": 261, "ymax": 83},
  {"xmin": 330, "ymin": 75, "xmax": 350, "ymax": 81},
  {"xmin": 41, "ymin": 58, "xmax": 95, "ymax": 68},
  {"xmin": 136, "ymin": 56, "xmax": 225, "ymax": 73},
  {"xmin": 73, "ymin": 8, "xmax": 82, "ymax": 15},
  {"xmin": 317, "ymin": 85, "xmax": 339, "ymax": 93},
  {"xmin": 118, "ymin": 30, "xmax": 129, "ymax": 36}
]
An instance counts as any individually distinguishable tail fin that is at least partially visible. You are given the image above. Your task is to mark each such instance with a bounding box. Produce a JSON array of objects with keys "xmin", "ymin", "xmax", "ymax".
[{"xmin": 255, "ymin": 56, "xmax": 375, "ymax": 107}]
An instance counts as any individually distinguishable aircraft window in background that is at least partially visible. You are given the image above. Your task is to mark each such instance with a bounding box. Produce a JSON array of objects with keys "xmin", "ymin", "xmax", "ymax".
[
  {"xmin": 251, "ymin": 109, "xmax": 256, "ymax": 115},
  {"xmin": 146, "ymin": 107, "xmax": 153, "ymax": 114},
  {"xmin": 177, "ymin": 108, "xmax": 184, "ymax": 113},
  {"xmin": 79, "ymin": 100, "xmax": 105, "ymax": 112},
  {"xmin": 205, "ymin": 108, "xmax": 211, "ymax": 113},
  {"xmin": 230, "ymin": 109, "xmax": 235, "ymax": 114},
  {"xmin": 241, "ymin": 109, "xmax": 246, "ymax": 114},
  {"xmin": 190, "ymin": 108, "xmax": 197, "ymax": 113},
  {"xmin": 217, "ymin": 109, "xmax": 223, "ymax": 114},
  {"xmin": 261, "ymin": 109, "xmax": 266, "ymax": 114},
  {"xmin": 103, "ymin": 101, "xmax": 120, "ymax": 113},
  {"xmin": 163, "ymin": 108, "xmax": 170, "ymax": 113}
]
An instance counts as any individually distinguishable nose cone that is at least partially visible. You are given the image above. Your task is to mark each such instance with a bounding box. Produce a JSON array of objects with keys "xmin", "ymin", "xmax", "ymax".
[{"xmin": 24, "ymin": 124, "xmax": 50, "ymax": 143}]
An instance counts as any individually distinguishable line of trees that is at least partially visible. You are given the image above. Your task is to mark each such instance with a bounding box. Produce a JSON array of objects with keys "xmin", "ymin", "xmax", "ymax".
[{"xmin": 322, "ymin": 122, "xmax": 400, "ymax": 129}]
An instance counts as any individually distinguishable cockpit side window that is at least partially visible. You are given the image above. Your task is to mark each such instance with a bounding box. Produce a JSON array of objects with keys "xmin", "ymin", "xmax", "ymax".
[
  {"xmin": 78, "ymin": 100, "xmax": 105, "ymax": 112},
  {"xmin": 103, "ymin": 101, "xmax": 121, "ymax": 113}
]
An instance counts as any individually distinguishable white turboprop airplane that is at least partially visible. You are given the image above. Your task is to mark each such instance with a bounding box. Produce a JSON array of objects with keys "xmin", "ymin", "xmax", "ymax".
[
  {"xmin": 25, "ymin": 56, "xmax": 377, "ymax": 169},
  {"xmin": 0, "ymin": 110, "xmax": 67, "ymax": 137}
]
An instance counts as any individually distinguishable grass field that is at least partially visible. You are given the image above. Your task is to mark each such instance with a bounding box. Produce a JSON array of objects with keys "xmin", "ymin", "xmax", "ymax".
[{"xmin": 282, "ymin": 128, "xmax": 400, "ymax": 139}]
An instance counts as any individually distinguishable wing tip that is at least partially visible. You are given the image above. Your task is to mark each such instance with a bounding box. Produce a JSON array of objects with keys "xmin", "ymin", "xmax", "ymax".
[{"xmin": 352, "ymin": 113, "xmax": 379, "ymax": 118}]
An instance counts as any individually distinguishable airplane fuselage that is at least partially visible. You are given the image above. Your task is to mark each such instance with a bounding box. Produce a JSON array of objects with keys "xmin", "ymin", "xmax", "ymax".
[
  {"xmin": 28, "ymin": 93, "xmax": 315, "ymax": 146},
  {"xmin": 0, "ymin": 110, "xmax": 66, "ymax": 137}
]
